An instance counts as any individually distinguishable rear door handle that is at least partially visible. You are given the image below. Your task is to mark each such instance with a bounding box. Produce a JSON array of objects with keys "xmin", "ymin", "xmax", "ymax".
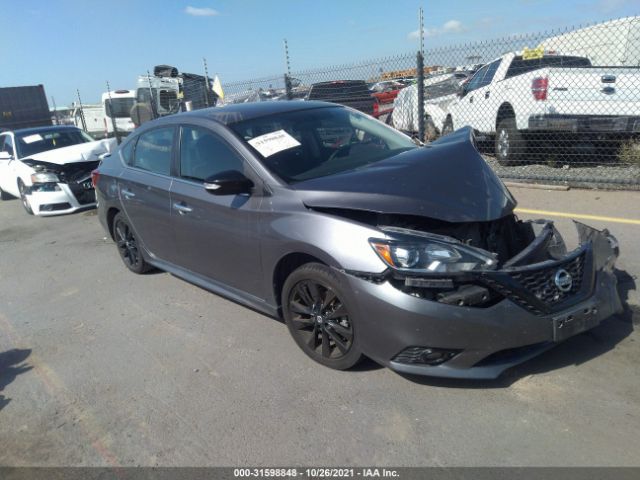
[
  {"xmin": 121, "ymin": 189, "xmax": 135, "ymax": 199},
  {"xmin": 469, "ymin": 96, "xmax": 474, "ymax": 103},
  {"xmin": 485, "ymin": 91, "xmax": 490, "ymax": 99},
  {"xmin": 173, "ymin": 202, "xmax": 193, "ymax": 215}
]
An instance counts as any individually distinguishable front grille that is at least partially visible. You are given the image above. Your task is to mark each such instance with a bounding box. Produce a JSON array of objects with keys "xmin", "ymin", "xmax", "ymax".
[
  {"xmin": 511, "ymin": 252, "xmax": 585, "ymax": 306},
  {"xmin": 68, "ymin": 182, "xmax": 96, "ymax": 205},
  {"xmin": 482, "ymin": 251, "xmax": 588, "ymax": 315}
]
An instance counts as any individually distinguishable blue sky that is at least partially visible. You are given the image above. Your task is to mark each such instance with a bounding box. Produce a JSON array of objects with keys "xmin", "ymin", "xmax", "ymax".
[{"xmin": 1, "ymin": 0, "xmax": 637, "ymax": 106}]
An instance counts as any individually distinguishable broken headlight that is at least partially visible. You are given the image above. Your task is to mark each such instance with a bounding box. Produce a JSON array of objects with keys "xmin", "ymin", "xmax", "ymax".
[
  {"xmin": 31, "ymin": 172, "xmax": 60, "ymax": 183},
  {"xmin": 370, "ymin": 238, "xmax": 497, "ymax": 273}
]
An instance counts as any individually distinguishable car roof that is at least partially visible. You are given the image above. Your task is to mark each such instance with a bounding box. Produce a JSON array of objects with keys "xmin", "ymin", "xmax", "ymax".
[
  {"xmin": 9, "ymin": 125, "xmax": 82, "ymax": 135},
  {"xmin": 159, "ymin": 100, "xmax": 337, "ymax": 126}
]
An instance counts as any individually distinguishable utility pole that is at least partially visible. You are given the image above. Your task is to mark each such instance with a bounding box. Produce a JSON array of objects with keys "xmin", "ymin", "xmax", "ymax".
[
  {"xmin": 283, "ymin": 39, "xmax": 293, "ymax": 100},
  {"xmin": 203, "ymin": 57, "xmax": 211, "ymax": 107},
  {"xmin": 76, "ymin": 89, "xmax": 87, "ymax": 132},
  {"xmin": 106, "ymin": 81, "xmax": 122, "ymax": 145}
]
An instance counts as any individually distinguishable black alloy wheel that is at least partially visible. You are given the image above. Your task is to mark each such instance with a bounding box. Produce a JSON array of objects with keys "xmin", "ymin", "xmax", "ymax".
[
  {"xmin": 113, "ymin": 212, "xmax": 151, "ymax": 274},
  {"xmin": 283, "ymin": 263, "xmax": 363, "ymax": 370}
]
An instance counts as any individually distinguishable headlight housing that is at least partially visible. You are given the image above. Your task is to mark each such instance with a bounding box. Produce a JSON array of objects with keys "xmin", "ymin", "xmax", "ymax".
[
  {"xmin": 31, "ymin": 172, "xmax": 60, "ymax": 183},
  {"xmin": 370, "ymin": 237, "xmax": 497, "ymax": 273}
]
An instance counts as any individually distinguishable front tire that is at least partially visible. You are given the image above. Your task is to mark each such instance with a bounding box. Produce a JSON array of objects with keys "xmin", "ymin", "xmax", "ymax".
[
  {"xmin": 113, "ymin": 212, "xmax": 152, "ymax": 274},
  {"xmin": 17, "ymin": 180, "xmax": 33, "ymax": 215},
  {"xmin": 282, "ymin": 263, "xmax": 363, "ymax": 370},
  {"xmin": 495, "ymin": 117, "xmax": 526, "ymax": 166}
]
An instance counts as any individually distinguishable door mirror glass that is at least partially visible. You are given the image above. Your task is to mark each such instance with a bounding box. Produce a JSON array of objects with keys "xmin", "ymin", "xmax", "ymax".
[
  {"xmin": 204, "ymin": 170, "xmax": 254, "ymax": 196},
  {"xmin": 0, "ymin": 151, "xmax": 12, "ymax": 160}
]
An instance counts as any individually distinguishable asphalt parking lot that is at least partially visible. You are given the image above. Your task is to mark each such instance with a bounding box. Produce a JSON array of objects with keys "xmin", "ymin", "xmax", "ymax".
[{"xmin": 1, "ymin": 186, "xmax": 639, "ymax": 467}]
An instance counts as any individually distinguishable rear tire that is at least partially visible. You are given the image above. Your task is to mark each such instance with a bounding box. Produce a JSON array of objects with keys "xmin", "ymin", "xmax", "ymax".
[
  {"xmin": 17, "ymin": 180, "xmax": 33, "ymax": 215},
  {"xmin": 495, "ymin": 117, "xmax": 526, "ymax": 166},
  {"xmin": 0, "ymin": 186, "xmax": 12, "ymax": 200},
  {"xmin": 113, "ymin": 212, "xmax": 152, "ymax": 274},
  {"xmin": 282, "ymin": 263, "xmax": 364, "ymax": 371}
]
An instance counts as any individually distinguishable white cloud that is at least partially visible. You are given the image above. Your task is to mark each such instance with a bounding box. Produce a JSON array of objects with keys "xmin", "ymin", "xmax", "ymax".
[
  {"xmin": 185, "ymin": 6, "xmax": 219, "ymax": 17},
  {"xmin": 407, "ymin": 19, "xmax": 465, "ymax": 40},
  {"xmin": 442, "ymin": 19, "xmax": 463, "ymax": 33}
]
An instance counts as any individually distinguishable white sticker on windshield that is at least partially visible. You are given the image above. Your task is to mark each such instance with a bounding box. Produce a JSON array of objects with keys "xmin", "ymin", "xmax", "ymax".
[
  {"xmin": 248, "ymin": 129, "xmax": 300, "ymax": 157},
  {"xmin": 22, "ymin": 134, "xmax": 43, "ymax": 144}
]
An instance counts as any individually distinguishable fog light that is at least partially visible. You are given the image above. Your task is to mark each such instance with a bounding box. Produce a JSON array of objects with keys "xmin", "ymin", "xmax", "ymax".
[{"xmin": 392, "ymin": 347, "xmax": 461, "ymax": 366}]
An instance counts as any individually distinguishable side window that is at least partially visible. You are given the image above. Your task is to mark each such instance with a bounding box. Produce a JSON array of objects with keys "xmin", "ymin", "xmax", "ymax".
[
  {"xmin": 478, "ymin": 60, "xmax": 501, "ymax": 88},
  {"xmin": 179, "ymin": 126, "xmax": 244, "ymax": 182},
  {"xmin": 1, "ymin": 135, "xmax": 14, "ymax": 156},
  {"xmin": 120, "ymin": 137, "xmax": 135, "ymax": 165},
  {"xmin": 132, "ymin": 127, "xmax": 174, "ymax": 175},
  {"xmin": 465, "ymin": 65, "xmax": 489, "ymax": 92}
]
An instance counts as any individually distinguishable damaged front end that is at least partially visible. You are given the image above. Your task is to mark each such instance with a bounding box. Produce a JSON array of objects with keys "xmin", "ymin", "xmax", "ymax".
[
  {"xmin": 360, "ymin": 214, "xmax": 620, "ymax": 316},
  {"xmin": 22, "ymin": 159, "xmax": 100, "ymax": 213},
  {"xmin": 337, "ymin": 211, "xmax": 623, "ymax": 378}
]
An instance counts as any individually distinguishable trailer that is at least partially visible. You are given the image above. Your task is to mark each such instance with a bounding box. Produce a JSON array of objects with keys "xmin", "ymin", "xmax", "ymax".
[{"xmin": 0, "ymin": 85, "xmax": 52, "ymax": 131}]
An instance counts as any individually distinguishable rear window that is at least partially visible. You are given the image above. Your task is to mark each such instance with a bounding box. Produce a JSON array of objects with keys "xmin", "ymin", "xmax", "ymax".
[
  {"xmin": 308, "ymin": 81, "xmax": 372, "ymax": 100},
  {"xmin": 505, "ymin": 56, "xmax": 592, "ymax": 78}
]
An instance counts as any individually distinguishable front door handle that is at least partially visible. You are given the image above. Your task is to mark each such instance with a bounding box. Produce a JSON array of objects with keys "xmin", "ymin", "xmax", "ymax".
[
  {"xmin": 173, "ymin": 202, "xmax": 193, "ymax": 215},
  {"xmin": 485, "ymin": 91, "xmax": 490, "ymax": 99},
  {"xmin": 469, "ymin": 96, "xmax": 474, "ymax": 103},
  {"xmin": 121, "ymin": 189, "xmax": 135, "ymax": 199}
]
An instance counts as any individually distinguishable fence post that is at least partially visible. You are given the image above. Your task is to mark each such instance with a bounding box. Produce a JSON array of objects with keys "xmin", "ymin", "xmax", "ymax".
[
  {"xmin": 416, "ymin": 51, "xmax": 425, "ymax": 143},
  {"xmin": 284, "ymin": 74, "xmax": 293, "ymax": 100},
  {"xmin": 76, "ymin": 89, "xmax": 87, "ymax": 132},
  {"xmin": 203, "ymin": 57, "xmax": 211, "ymax": 108},
  {"xmin": 106, "ymin": 81, "xmax": 122, "ymax": 145}
]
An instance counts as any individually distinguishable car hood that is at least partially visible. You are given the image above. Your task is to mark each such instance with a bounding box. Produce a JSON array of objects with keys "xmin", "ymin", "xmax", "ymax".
[
  {"xmin": 293, "ymin": 127, "xmax": 516, "ymax": 223},
  {"xmin": 22, "ymin": 138, "xmax": 117, "ymax": 165}
]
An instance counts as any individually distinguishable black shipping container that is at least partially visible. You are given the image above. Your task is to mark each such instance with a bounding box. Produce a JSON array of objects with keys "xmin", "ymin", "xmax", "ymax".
[{"xmin": 0, "ymin": 85, "xmax": 52, "ymax": 131}]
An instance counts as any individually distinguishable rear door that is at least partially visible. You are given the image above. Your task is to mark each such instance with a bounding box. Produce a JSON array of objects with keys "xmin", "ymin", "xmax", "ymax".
[
  {"xmin": 170, "ymin": 123, "xmax": 264, "ymax": 297},
  {"xmin": 118, "ymin": 126, "xmax": 176, "ymax": 262}
]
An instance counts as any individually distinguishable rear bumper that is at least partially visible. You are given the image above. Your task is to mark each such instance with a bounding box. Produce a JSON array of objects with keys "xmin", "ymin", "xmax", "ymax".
[
  {"xmin": 528, "ymin": 114, "xmax": 640, "ymax": 134},
  {"xmin": 342, "ymin": 223, "xmax": 622, "ymax": 379}
]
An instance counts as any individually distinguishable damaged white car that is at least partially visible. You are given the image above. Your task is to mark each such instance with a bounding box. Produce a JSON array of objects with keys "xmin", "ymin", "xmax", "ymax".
[{"xmin": 0, "ymin": 126, "xmax": 116, "ymax": 216}]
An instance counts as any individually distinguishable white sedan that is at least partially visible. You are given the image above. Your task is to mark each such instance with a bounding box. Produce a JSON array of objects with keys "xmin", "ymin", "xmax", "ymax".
[{"xmin": 0, "ymin": 126, "xmax": 116, "ymax": 216}]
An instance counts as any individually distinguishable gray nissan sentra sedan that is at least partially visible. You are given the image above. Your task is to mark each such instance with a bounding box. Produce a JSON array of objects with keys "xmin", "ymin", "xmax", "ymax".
[{"xmin": 93, "ymin": 101, "xmax": 622, "ymax": 379}]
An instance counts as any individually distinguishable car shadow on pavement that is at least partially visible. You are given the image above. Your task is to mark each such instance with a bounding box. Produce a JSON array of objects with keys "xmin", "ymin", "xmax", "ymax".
[
  {"xmin": 0, "ymin": 348, "xmax": 33, "ymax": 412},
  {"xmin": 396, "ymin": 268, "xmax": 636, "ymax": 389}
]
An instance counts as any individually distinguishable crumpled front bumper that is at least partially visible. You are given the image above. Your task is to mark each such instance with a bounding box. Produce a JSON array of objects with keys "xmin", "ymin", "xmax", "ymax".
[
  {"xmin": 27, "ymin": 183, "xmax": 96, "ymax": 216},
  {"xmin": 343, "ymin": 222, "xmax": 622, "ymax": 379}
]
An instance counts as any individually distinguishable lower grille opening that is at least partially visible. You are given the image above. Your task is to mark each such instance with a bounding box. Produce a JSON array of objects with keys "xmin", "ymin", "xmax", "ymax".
[
  {"xmin": 393, "ymin": 347, "xmax": 462, "ymax": 366},
  {"xmin": 390, "ymin": 277, "xmax": 505, "ymax": 308},
  {"xmin": 39, "ymin": 202, "xmax": 71, "ymax": 212}
]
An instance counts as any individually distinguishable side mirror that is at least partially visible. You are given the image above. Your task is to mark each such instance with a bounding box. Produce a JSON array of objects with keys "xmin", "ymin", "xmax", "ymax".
[
  {"xmin": 0, "ymin": 151, "xmax": 12, "ymax": 161},
  {"xmin": 204, "ymin": 170, "xmax": 254, "ymax": 196},
  {"xmin": 456, "ymin": 84, "xmax": 466, "ymax": 97}
]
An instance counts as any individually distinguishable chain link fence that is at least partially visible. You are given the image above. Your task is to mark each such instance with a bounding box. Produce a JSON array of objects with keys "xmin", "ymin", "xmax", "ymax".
[{"xmin": 220, "ymin": 15, "xmax": 640, "ymax": 189}]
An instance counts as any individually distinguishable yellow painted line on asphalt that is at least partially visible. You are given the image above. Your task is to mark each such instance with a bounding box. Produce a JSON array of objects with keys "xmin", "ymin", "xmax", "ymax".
[{"xmin": 515, "ymin": 208, "xmax": 640, "ymax": 226}]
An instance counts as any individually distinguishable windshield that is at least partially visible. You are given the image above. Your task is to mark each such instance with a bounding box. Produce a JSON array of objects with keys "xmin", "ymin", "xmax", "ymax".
[
  {"xmin": 105, "ymin": 98, "xmax": 135, "ymax": 118},
  {"xmin": 229, "ymin": 107, "xmax": 416, "ymax": 183},
  {"xmin": 17, "ymin": 129, "xmax": 94, "ymax": 157}
]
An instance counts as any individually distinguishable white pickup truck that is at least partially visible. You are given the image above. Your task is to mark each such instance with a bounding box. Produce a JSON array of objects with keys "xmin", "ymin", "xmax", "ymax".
[{"xmin": 443, "ymin": 52, "xmax": 640, "ymax": 165}]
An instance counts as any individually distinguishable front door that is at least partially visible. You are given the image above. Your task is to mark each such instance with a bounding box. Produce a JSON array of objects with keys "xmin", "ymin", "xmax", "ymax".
[{"xmin": 170, "ymin": 124, "xmax": 264, "ymax": 298}]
